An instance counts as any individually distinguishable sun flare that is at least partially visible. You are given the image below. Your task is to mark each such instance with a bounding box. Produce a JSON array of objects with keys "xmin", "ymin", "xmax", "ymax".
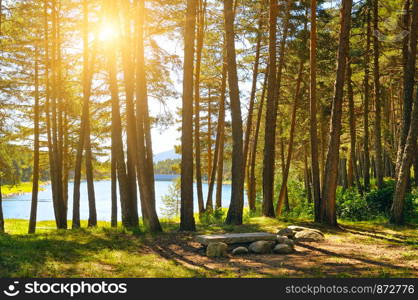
[{"xmin": 98, "ymin": 23, "xmax": 118, "ymax": 42}]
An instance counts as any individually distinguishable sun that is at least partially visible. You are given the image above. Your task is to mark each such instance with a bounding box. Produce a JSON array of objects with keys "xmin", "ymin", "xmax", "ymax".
[{"xmin": 98, "ymin": 23, "xmax": 118, "ymax": 42}]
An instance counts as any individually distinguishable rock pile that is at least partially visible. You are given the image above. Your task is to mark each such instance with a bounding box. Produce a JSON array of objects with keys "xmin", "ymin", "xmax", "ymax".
[{"xmin": 197, "ymin": 226, "xmax": 325, "ymax": 257}]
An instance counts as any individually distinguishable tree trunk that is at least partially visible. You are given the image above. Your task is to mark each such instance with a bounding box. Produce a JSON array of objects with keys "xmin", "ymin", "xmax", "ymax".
[
  {"xmin": 390, "ymin": 0, "xmax": 418, "ymax": 224},
  {"xmin": 363, "ymin": 4, "xmax": 371, "ymax": 191},
  {"xmin": 207, "ymin": 55, "xmax": 227, "ymax": 211},
  {"xmin": 391, "ymin": 89, "xmax": 418, "ymax": 224},
  {"xmin": 243, "ymin": 17, "xmax": 262, "ymax": 197},
  {"xmin": 249, "ymin": 69, "xmax": 268, "ymax": 212},
  {"xmin": 321, "ymin": 0, "xmax": 352, "ymax": 226},
  {"xmin": 346, "ymin": 55, "xmax": 363, "ymax": 194},
  {"xmin": 180, "ymin": 0, "xmax": 197, "ymax": 231},
  {"xmin": 29, "ymin": 46, "xmax": 40, "ymax": 234},
  {"xmin": 310, "ymin": 0, "xmax": 321, "ymax": 222},
  {"xmin": 373, "ymin": 0, "xmax": 384, "ymax": 189},
  {"xmin": 111, "ymin": 153, "xmax": 117, "ymax": 227},
  {"xmin": 194, "ymin": 0, "xmax": 206, "ymax": 214},
  {"xmin": 73, "ymin": 0, "xmax": 97, "ymax": 229},
  {"xmin": 262, "ymin": 0, "xmax": 278, "ymax": 217},
  {"xmin": 120, "ymin": 0, "xmax": 139, "ymax": 228},
  {"xmin": 135, "ymin": 0, "xmax": 162, "ymax": 232},
  {"xmin": 224, "ymin": 0, "xmax": 244, "ymax": 225},
  {"xmin": 276, "ymin": 58, "xmax": 304, "ymax": 215},
  {"xmin": 396, "ymin": 0, "xmax": 417, "ymax": 176},
  {"xmin": 215, "ymin": 49, "xmax": 227, "ymax": 210}
]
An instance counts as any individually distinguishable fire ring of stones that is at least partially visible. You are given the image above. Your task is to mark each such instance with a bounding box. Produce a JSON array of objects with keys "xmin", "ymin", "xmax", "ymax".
[{"xmin": 196, "ymin": 226, "xmax": 325, "ymax": 257}]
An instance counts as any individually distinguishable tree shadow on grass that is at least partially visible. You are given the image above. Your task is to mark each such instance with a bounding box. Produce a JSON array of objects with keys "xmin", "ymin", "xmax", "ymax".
[{"xmin": 0, "ymin": 229, "xmax": 147, "ymax": 277}]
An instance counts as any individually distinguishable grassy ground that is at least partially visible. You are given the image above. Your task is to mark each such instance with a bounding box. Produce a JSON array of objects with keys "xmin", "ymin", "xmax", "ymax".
[
  {"xmin": 1, "ymin": 182, "xmax": 46, "ymax": 198},
  {"xmin": 0, "ymin": 217, "xmax": 417, "ymax": 278}
]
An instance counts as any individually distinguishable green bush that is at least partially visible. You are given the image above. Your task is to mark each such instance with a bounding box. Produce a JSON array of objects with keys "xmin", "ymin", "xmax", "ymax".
[
  {"xmin": 199, "ymin": 208, "xmax": 225, "ymax": 225},
  {"xmin": 336, "ymin": 187, "xmax": 373, "ymax": 221},
  {"xmin": 365, "ymin": 179, "xmax": 395, "ymax": 215}
]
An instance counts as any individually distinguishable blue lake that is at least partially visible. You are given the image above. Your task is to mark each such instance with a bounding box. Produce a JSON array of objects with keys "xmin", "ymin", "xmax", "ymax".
[{"xmin": 3, "ymin": 180, "xmax": 247, "ymax": 221}]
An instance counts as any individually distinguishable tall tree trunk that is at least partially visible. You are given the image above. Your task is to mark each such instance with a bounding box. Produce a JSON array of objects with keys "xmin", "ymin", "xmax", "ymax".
[
  {"xmin": 194, "ymin": 0, "xmax": 206, "ymax": 214},
  {"xmin": 105, "ymin": 0, "xmax": 137, "ymax": 228},
  {"xmin": 111, "ymin": 154, "xmax": 117, "ymax": 227},
  {"xmin": 396, "ymin": 0, "xmax": 411, "ymax": 176},
  {"xmin": 276, "ymin": 60, "xmax": 304, "ymax": 215},
  {"xmin": 262, "ymin": 0, "xmax": 278, "ymax": 217},
  {"xmin": 321, "ymin": 0, "xmax": 352, "ymax": 226},
  {"xmin": 207, "ymin": 55, "xmax": 227, "ymax": 210},
  {"xmin": 390, "ymin": 0, "xmax": 418, "ymax": 224},
  {"xmin": 29, "ymin": 46, "xmax": 40, "ymax": 234},
  {"xmin": 243, "ymin": 17, "xmax": 262, "ymax": 197},
  {"xmin": 215, "ymin": 49, "xmax": 227, "ymax": 210},
  {"xmin": 120, "ymin": 0, "xmax": 139, "ymax": 228},
  {"xmin": 135, "ymin": 0, "xmax": 162, "ymax": 232},
  {"xmin": 50, "ymin": 0, "xmax": 66, "ymax": 229},
  {"xmin": 310, "ymin": 0, "xmax": 321, "ymax": 222},
  {"xmin": 180, "ymin": 0, "xmax": 197, "ymax": 231},
  {"xmin": 224, "ymin": 0, "xmax": 244, "ymax": 225},
  {"xmin": 363, "ymin": 3, "xmax": 371, "ymax": 191},
  {"xmin": 346, "ymin": 55, "xmax": 363, "ymax": 194},
  {"xmin": 73, "ymin": 0, "xmax": 97, "ymax": 229},
  {"xmin": 0, "ymin": 179, "xmax": 3, "ymax": 233},
  {"xmin": 373, "ymin": 0, "xmax": 384, "ymax": 189},
  {"xmin": 396, "ymin": 0, "xmax": 416, "ymax": 176},
  {"xmin": 249, "ymin": 69, "xmax": 268, "ymax": 212}
]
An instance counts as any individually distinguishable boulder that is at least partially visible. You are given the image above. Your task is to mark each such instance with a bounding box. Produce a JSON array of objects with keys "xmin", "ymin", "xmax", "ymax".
[
  {"xmin": 206, "ymin": 242, "xmax": 228, "ymax": 257},
  {"xmin": 294, "ymin": 230, "xmax": 325, "ymax": 242},
  {"xmin": 249, "ymin": 241, "xmax": 275, "ymax": 254},
  {"xmin": 273, "ymin": 243, "xmax": 294, "ymax": 254},
  {"xmin": 232, "ymin": 246, "xmax": 249, "ymax": 255},
  {"xmin": 288, "ymin": 226, "xmax": 324, "ymax": 235},
  {"xmin": 276, "ymin": 235, "xmax": 290, "ymax": 244},
  {"xmin": 196, "ymin": 232, "xmax": 276, "ymax": 246},
  {"xmin": 277, "ymin": 228, "xmax": 295, "ymax": 238}
]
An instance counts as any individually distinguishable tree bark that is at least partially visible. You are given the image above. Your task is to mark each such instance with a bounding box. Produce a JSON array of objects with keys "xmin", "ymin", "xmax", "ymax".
[
  {"xmin": 249, "ymin": 69, "xmax": 268, "ymax": 212},
  {"xmin": 215, "ymin": 49, "xmax": 227, "ymax": 210},
  {"xmin": 262, "ymin": 0, "xmax": 278, "ymax": 217},
  {"xmin": 224, "ymin": 0, "xmax": 244, "ymax": 225},
  {"xmin": 135, "ymin": 0, "xmax": 162, "ymax": 232},
  {"xmin": 243, "ymin": 17, "xmax": 262, "ymax": 198},
  {"xmin": 180, "ymin": 0, "xmax": 197, "ymax": 231},
  {"xmin": 276, "ymin": 60, "xmax": 304, "ymax": 215},
  {"xmin": 29, "ymin": 46, "xmax": 40, "ymax": 234},
  {"xmin": 310, "ymin": 0, "xmax": 321, "ymax": 222},
  {"xmin": 363, "ymin": 4, "xmax": 371, "ymax": 191},
  {"xmin": 194, "ymin": 0, "xmax": 206, "ymax": 214},
  {"xmin": 321, "ymin": 0, "xmax": 352, "ymax": 226},
  {"xmin": 373, "ymin": 0, "xmax": 384, "ymax": 189},
  {"xmin": 346, "ymin": 55, "xmax": 363, "ymax": 194},
  {"xmin": 396, "ymin": 0, "xmax": 417, "ymax": 176}
]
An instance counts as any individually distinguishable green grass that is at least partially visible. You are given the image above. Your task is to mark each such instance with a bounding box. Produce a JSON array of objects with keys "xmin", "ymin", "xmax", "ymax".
[
  {"xmin": 1, "ymin": 182, "xmax": 46, "ymax": 198},
  {"xmin": 0, "ymin": 217, "xmax": 416, "ymax": 278}
]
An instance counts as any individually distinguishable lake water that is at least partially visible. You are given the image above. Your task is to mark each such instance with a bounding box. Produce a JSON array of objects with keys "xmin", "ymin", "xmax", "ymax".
[{"xmin": 2, "ymin": 180, "xmax": 247, "ymax": 221}]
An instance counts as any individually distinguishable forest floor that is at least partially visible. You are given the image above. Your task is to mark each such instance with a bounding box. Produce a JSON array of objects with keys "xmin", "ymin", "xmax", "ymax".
[{"xmin": 0, "ymin": 217, "xmax": 417, "ymax": 278}]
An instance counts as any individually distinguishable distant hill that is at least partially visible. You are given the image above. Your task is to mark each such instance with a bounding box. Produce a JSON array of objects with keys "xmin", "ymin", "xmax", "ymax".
[{"xmin": 153, "ymin": 150, "xmax": 181, "ymax": 163}]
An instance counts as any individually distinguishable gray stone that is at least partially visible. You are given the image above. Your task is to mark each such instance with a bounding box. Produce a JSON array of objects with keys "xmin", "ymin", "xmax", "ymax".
[
  {"xmin": 273, "ymin": 243, "xmax": 294, "ymax": 254},
  {"xmin": 288, "ymin": 226, "xmax": 324, "ymax": 236},
  {"xmin": 206, "ymin": 242, "xmax": 228, "ymax": 257},
  {"xmin": 232, "ymin": 246, "xmax": 249, "ymax": 255},
  {"xmin": 276, "ymin": 235, "xmax": 290, "ymax": 244},
  {"xmin": 294, "ymin": 230, "xmax": 325, "ymax": 242},
  {"xmin": 248, "ymin": 241, "xmax": 275, "ymax": 254},
  {"xmin": 277, "ymin": 228, "xmax": 295, "ymax": 238},
  {"xmin": 196, "ymin": 232, "xmax": 276, "ymax": 246}
]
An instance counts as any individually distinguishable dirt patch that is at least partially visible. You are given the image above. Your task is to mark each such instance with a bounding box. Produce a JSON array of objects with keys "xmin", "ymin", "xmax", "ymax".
[{"xmin": 142, "ymin": 227, "xmax": 418, "ymax": 277}]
